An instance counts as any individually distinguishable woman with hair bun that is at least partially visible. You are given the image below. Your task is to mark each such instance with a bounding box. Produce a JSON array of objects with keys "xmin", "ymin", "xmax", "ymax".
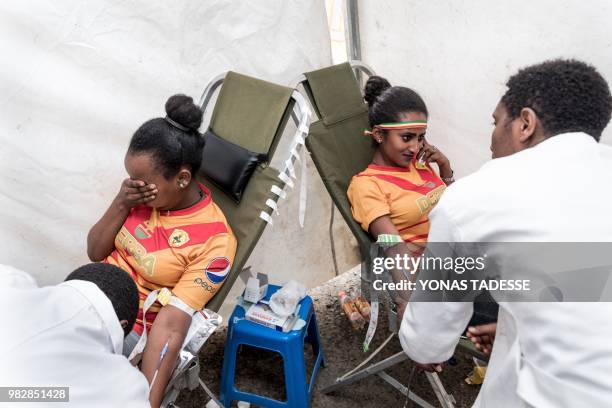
[
  {"xmin": 348, "ymin": 76, "xmax": 455, "ymax": 329},
  {"xmin": 87, "ymin": 94, "xmax": 236, "ymax": 406}
]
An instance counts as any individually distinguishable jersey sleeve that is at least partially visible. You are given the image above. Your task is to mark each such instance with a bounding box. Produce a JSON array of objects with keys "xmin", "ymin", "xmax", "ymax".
[
  {"xmin": 172, "ymin": 232, "xmax": 237, "ymax": 311},
  {"xmin": 347, "ymin": 176, "xmax": 391, "ymax": 232}
]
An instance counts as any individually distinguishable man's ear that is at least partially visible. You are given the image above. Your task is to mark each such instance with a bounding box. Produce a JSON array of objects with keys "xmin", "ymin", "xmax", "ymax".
[{"xmin": 518, "ymin": 107, "xmax": 538, "ymax": 143}]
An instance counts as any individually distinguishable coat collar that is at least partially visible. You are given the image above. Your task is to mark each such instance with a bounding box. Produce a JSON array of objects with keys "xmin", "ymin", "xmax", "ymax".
[{"xmin": 59, "ymin": 280, "xmax": 124, "ymax": 355}]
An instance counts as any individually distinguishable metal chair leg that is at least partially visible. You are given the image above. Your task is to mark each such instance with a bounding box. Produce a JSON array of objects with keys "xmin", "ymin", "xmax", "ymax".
[
  {"xmin": 320, "ymin": 350, "xmax": 408, "ymax": 394},
  {"xmin": 199, "ymin": 378, "xmax": 223, "ymax": 407},
  {"xmin": 425, "ymin": 372, "xmax": 456, "ymax": 408},
  {"xmin": 376, "ymin": 371, "xmax": 436, "ymax": 408}
]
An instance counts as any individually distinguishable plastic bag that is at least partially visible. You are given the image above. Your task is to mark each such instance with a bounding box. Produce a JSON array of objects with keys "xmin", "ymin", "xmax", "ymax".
[
  {"xmin": 182, "ymin": 309, "xmax": 221, "ymax": 354},
  {"xmin": 269, "ymin": 280, "xmax": 307, "ymax": 317},
  {"xmin": 127, "ymin": 290, "xmax": 221, "ymax": 363}
]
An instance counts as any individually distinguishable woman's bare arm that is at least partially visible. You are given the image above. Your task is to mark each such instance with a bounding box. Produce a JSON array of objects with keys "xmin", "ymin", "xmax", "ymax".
[
  {"xmin": 140, "ymin": 305, "xmax": 191, "ymax": 408},
  {"xmin": 369, "ymin": 216, "xmax": 421, "ymax": 305}
]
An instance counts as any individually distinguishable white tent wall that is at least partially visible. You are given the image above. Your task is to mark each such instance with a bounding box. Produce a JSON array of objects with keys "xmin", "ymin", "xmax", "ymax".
[
  {"xmin": 0, "ymin": 1, "xmax": 352, "ymax": 300},
  {"xmin": 358, "ymin": 0, "xmax": 612, "ymax": 178}
]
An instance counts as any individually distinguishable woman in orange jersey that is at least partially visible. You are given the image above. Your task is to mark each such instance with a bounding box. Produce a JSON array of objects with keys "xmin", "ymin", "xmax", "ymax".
[
  {"xmin": 348, "ymin": 76, "xmax": 454, "ymax": 320},
  {"xmin": 87, "ymin": 94, "xmax": 237, "ymax": 407}
]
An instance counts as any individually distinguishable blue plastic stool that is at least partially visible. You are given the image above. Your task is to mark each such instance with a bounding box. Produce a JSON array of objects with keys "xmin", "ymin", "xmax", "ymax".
[{"xmin": 220, "ymin": 285, "xmax": 325, "ymax": 408}]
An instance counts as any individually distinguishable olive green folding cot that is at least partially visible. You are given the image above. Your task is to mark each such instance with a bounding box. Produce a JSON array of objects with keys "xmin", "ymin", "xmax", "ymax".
[
  {"xmin": 161, "ymin": 71, "xmax": 312, "ymax": 408},
  {"xmin": 295, "ymin": 62, "xmax": 487, "ymax": 408}
]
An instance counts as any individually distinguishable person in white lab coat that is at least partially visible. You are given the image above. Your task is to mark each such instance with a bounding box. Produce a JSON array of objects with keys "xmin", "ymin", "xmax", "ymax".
[
  {"xmin": 399, "ymin": 59, "xmax": 612, "ymax": 407},
  {"xmin": 0, "ymin": 263, "xmax": 150, "ymax": 408}
]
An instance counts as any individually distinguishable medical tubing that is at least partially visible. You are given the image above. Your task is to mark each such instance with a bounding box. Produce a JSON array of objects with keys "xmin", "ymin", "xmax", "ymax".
[{"xmin": 149, "ymin": 337, "xmax": 171, "ymax": 391}]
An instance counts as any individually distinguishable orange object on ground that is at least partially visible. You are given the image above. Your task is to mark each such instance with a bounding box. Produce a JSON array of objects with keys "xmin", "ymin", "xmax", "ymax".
[{"xmin": 338, "ymin": 291, "xmax": 365, "ymax": 330}]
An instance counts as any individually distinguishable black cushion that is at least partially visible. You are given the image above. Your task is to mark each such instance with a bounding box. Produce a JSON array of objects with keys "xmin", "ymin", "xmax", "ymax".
[{"xmin": 200, "ymin": 130, "xmax": 267, "ymax": 203}]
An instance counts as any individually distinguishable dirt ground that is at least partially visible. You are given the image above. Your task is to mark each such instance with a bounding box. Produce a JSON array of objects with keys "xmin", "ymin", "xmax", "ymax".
[{"xmin": 177, "ymin": 269, "xmax": 480, "ymax": 407}]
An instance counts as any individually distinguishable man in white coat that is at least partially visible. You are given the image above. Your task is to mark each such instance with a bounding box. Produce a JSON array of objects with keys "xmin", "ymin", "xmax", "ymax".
[
  {"xmin": 0, "ymin": 263, "xmax": 150, "ymax": 407},
  {"xmin": 399, "ymin": 59, "xmax": 612, "ymax": 407}
]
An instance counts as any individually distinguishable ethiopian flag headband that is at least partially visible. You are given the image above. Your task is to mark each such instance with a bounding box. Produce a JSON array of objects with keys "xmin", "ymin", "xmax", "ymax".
[{"xmin": 364, "ymin": 120, "xmax": 427, "ymax": 136}]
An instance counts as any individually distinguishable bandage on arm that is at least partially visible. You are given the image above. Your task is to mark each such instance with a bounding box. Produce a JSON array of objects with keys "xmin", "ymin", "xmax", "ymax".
[{"xmin": 168, "ymin": 295, "xmax": 196, "ymax": 315}]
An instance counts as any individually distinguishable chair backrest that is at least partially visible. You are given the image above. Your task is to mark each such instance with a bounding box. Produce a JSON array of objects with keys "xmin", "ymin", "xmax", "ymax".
[
  {"xmin": 302, "ymin": 62, "xmax": 375, "ymax": 262},
  {"xmin": 199, "ymin": 71, "xmax": 297, "ymax": 312},
  {"xmin": 208, "ymin": 71, "xmax": 295, "ymax": 157}
]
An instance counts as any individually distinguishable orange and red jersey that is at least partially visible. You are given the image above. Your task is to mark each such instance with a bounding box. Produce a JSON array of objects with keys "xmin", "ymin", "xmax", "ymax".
[
  {"xmin": 105, "ymin": 183, "xmax": 236, "ymax": 335},
  {"xmin": 347, "ymin": 163, "xmax": 446, "ymax": 244}
]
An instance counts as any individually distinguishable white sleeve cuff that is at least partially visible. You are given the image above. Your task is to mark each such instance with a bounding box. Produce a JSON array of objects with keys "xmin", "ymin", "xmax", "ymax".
[{"xmin": 399, "ymin": 301, "xmax": 473, "ymax": 364}]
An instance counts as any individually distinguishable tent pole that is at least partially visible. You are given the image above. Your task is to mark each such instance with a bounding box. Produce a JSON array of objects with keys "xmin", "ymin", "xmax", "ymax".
[{"xmin": 345, "ymin": 0, "xmax": 362, "ymax": 79}]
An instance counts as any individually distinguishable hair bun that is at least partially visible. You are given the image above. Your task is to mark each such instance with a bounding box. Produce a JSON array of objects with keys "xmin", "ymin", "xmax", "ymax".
[
  {"xmin": 165, "ymin": 94, "xmax": 203, "ymax": 131},
  {"xmin": 364, "ymin": 76, "xmax": 391, "ymax": 107}
]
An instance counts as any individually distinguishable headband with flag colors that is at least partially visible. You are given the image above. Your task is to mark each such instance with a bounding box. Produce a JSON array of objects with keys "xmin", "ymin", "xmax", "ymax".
[
  {"xmin": 363, "ymin": 120, "xmax": 427, "ymax": 136},
  {"xmin": 378, "ymin": 120, "xmax": 427, "ymax": 130}
]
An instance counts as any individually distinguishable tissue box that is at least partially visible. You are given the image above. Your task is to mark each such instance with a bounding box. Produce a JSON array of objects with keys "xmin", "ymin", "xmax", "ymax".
[{"xmin": 244, "ymin": 273, "xmax": 268, "ymax": 303}]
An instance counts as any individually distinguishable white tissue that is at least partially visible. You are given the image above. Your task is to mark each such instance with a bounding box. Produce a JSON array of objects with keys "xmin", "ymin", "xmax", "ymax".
[{"xmin": 269, "ymin": 280, "xmax": 307, "ymax": 317}]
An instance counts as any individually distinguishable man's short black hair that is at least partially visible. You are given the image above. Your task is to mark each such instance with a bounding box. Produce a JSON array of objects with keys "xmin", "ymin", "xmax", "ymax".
[
  {"xmin": 65, "ymin": 263, "xmax": 138, "ymax": 337},
  {"xmin": 501, "ymin": 59, "xmax": 612, "ymax": 141}
]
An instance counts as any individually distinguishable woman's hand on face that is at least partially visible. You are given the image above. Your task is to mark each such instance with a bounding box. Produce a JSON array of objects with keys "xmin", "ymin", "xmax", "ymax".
[
  {"xmin": 115, "ymin": 178, "xmax": 157, "ymax": 210},
  {"xmin": 419, "ymin": 139, "xmax": 450, "ymax": 168}
]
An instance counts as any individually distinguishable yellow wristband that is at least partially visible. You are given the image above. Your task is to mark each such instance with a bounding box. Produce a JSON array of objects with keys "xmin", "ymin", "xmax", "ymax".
[{"xmin": 157, "ymin": 287, "xmax": 172, "ymax": 306}]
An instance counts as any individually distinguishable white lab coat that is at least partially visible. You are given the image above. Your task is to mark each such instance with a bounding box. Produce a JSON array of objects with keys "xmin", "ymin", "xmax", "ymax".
[
  {"xmin": 0, "ymin": 266, "xmax": 150, "ymax": 408},
  {"xmin": 400, "ymin": 133, "xmax": 612, "ymax": 407}
]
